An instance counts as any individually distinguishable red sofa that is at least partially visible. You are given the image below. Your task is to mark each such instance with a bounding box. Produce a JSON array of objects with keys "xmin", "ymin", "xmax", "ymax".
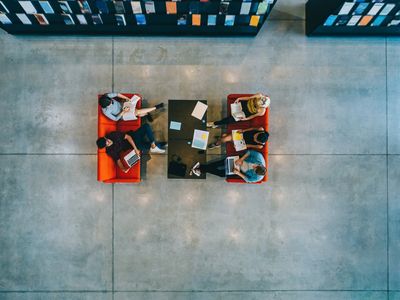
[
  {"xmin": 225, "ymin": 94, "xmax": 269, "ymax": 184},
  {"xmin": 97, "ymin": 94, "xmax": 142, "ymax": 183}
]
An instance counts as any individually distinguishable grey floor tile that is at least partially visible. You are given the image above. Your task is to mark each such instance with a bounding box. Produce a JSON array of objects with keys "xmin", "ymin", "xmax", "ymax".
[
  {"xmin": 114, "ymin": 21, "xmax": 387, "ymax": 155},
  {"xmin": 0, "ymin": 35, "xmax": 112, "ymax": 154},
  {"xmin": 0, "ymin": 293, "xmax": 112, "ymax": 300},
  {"xmin": 389, "ymin": 155, "xmax": 400, "ymax": 289},
  {"xmin": 387, "ymin": 39, "xmax": 400, "ymax": 154},
  {"xmin": 390, "ymin": 292, "xmax": 400, "ymax": 300},
  {"xmin": 114, "ymin": 155, "xmax": 386, "ymax": 290},
  {"xmin": 115, "ymin": 291, "xmax": 387, "ymax": 300},
  {"xmin": 0, "ymin": 155, "xmax": 112, "ymax": 290}
]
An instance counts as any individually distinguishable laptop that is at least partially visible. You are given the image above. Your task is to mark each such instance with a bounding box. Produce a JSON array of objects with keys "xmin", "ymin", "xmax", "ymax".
[
  {"xmin": 123, "ymin": 150, "xmax": 140, "ymax": 168},
  {"xmin": 225, "ymin": 156, "xmax": 239, "ymax": 175}
]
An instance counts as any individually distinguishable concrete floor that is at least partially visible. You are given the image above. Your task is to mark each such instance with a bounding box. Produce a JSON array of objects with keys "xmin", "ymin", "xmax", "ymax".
[{"xmin": 0, "ymin": 0, "xmax": 399, "ymax": 299}]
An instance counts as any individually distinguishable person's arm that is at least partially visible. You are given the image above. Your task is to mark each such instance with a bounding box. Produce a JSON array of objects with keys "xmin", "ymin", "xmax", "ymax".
[
  {"xmin": 246, "ymin": 144, "xmax": 263, "ymax": 150},
  {"xmin": 117, "ymin": 159, "xmax": 129, "ymax": 173},
  {"xmin": 235, "ymin": 151, "xmax": 250, "ymax": 167},
  {"xmin": 234, "ymin": 93, "xmax": 262, "ymax": 103},
  {"xmin": 124, "ymin": 134, "xmax": 140, "ymax": 156},
  {"xmin": 103, "ymin": 108, "xmax": 120, "ymax": 121},
  {"xmin": 242, "ymin": 108, "xmax": 266, "ymax": 121},
  {"xmin": 117, "ymin": 93, "xmax": 131, "ymax": 101},
  {"xmin": 233, "ymin": 168, "xmax": 248, "ymax": 181},
  {"xmin": 242, "ymin": 127, "xmax": 261, "ymax": 133}
]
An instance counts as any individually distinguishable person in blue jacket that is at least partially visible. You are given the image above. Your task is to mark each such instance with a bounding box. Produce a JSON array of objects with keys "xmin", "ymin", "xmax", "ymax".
[{"xmin": 191, "ymin": 150, "xmax": 266, "ymax": 183}]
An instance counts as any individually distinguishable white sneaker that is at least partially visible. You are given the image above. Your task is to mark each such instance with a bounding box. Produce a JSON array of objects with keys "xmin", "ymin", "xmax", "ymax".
[
  {"xmin": 207, "ymin": 122, "xmax": 218, "ymax": 129},
  {"xmin": 150, "ymin": 145, "xmax": 166, "ymax": 154},
  {"xmin": 193, "ymin": 168, "xmax": 201, "ymax": 177},
  {"xmin": 191, "ymin": 161, "xmax": 200, "ymax": 171}
]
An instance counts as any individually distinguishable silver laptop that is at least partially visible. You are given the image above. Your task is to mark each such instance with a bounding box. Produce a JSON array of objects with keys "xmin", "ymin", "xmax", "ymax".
[
  {"xmin": 124, "ymin": 150, "xmax": 140, "ymax": 167},
  {"xmin": 225, "ymin": 156, "xmax": 239, "ymax": 175}
]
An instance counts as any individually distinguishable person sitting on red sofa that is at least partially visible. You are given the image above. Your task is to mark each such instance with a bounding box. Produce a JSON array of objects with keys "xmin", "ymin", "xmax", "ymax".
[
  {"xmin": 96, "ymin": 124, "xmax": 165, "ymax": 173},
  {"xmin": 207, "ymin": 93, "xmax": 270, "ymax": 128},
  {"xmin": 99, "ymin": 92, "xmax": 164, "ymax": 122},
  {"xmin": 208, "ymin": 127, "xmax": 269, "ymax": 150},
  {"xmin": 190, "ymin": 150, "xmax": 266, "ymax": 183}
]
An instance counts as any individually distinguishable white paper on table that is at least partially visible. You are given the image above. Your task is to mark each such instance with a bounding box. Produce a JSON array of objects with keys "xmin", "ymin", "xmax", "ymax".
[
  {"xmin": 122, "ymin": 95, "xmax": 140, "ymax": 121},
  {"xmin": 191, "ymin": 129, "xmax": 209, "ymax": 150},
  {"xmin": 170, "ymin": 121, "xmax": 181, "ymax": 130},
  {"xmin": 191, "ymin": 101, "xmax": 208, "ymax": 120}
]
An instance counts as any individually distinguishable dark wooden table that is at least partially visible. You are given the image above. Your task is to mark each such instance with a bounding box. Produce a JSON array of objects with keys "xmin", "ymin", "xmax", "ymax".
[{"xmin": 168, "ymin": 100, "xmax": 207, "ymax": 179}]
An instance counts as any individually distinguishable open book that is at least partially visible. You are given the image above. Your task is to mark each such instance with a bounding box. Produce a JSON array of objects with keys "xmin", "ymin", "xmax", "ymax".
[
  {"xmin": 122, "ymin": 95, "xmax": 140, "ymax": 121},
  {"xmin": 232, "ymin": 130, "xmax": 247, "ymax": 151},
  {"xmin": 230, "ymin": 102, "xmax": 245, "ymax": 121}
]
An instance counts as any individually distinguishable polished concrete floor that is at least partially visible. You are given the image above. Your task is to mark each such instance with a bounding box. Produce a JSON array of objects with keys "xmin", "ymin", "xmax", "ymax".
[{"xmin": 0, "ymin": 0, "xmax": 399, "ymax": 299}]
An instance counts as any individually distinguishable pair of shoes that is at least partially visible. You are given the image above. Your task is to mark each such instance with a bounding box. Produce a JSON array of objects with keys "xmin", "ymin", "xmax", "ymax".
[
  {"xmin": 206, "ymin": 122, "xmax": 218, "ymax": 129},
  {"xmin": 150, "ymin": 145, "xmax": 166, "ymax": 154},
  {"xmin": 190, "ymin": 162, "xmax": 201, "ymax": 177},
  {"xmin": 155, "ymin": 103, "xmax": 164, "ymax": 110},
  {"xmin": 208, "ymin": 142, "xmax": 221, "ymax": 149},
  {"xmin": 156, "ymin": 142, "xmax": 168, "ymax": 149}
]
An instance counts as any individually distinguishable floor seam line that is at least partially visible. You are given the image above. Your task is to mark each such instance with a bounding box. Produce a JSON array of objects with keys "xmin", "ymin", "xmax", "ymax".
[{"xmin": 385, "ymin": 36, "xmax": 389, "ymax": 300}]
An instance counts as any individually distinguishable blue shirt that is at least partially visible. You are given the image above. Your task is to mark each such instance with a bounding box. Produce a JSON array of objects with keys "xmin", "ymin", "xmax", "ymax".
[
  {"xmin": 102, "ymin": 93, "xmax": 122, "ymax": 121},
  {"xmin": 241, "ymin": 150, "xmax": 266, "ymax": 183}
]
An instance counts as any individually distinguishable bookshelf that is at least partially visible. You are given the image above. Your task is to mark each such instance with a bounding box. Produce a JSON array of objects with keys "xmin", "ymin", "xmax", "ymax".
[
  {"xmin": 306, "ymin": 0, "xmax": 400, "ymax": 36},
  {"xmin": 0, "ymin": 0, "xmax": 276, "ymax": 36}
]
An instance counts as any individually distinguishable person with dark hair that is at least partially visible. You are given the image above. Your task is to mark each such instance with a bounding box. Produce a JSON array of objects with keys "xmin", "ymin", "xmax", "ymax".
[
  {"xmin": 96, "ymin": 124, "xmax": 165, "ymax": 173},
  {"xmin": 99, "ymin": 92, "xmax": 164, "ymax": 122},
  {"xmin": 190, "ymin": 150, "xmax": 266, "ymax": 183},
  {"xmin": 208, "ymin": 127, "xmax": 269, "ymax": 150},
  {"xmin": 207, "ymin": 93, "xmax": 270, "ymax": 128}
]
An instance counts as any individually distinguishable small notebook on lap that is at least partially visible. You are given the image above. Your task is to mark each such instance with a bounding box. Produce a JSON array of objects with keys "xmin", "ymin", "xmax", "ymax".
[{"xmin": 122, "ymin": 95, "xmax": 141, "ymax": 121}]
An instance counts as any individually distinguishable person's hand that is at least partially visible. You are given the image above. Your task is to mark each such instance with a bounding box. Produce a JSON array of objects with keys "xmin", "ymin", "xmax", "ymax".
[
  {"xmin": 235, "ymin": 159, "xmax": 243, "ymax": 167},
  {"xmin": 135, "ymin": 149, "xmax": 141, "ymax": 156},
  {"xmin": 123, "ymin": 106, "xmax": 130, "ymax": 112},
  {"xmin": 123, "ymin": 168, "xmax": 129, "ymax": 173},
  {"xmin": 236, "ymin": 129, "xmax": 243, "ymax": 133},
  {"xmin": 238, "ymin": 116, "xmax": 246, "ymax": 121},
  {"xmin": 234, "ymin": 98, "xmax": 240, "ymax": 103},
  {"xmin": 233, "ymin": 168, "xmax": 240, "ymax": 175}
]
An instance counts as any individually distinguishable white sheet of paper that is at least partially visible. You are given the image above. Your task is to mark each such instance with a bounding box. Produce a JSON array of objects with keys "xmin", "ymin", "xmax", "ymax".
[
  {"xmin": 191, "ymin": 101, "xmax": 208, "ymax": 120},
  {"xmin": 191, "ymin": 129, "xmax": 209, "ymax": 150},
  {"xmin": 170, "ymin": 121, "xmax": 181, "ymax": 130}
]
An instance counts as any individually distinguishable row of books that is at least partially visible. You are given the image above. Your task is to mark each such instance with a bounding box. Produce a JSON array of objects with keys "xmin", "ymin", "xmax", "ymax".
[
  {"xmin": 0, "ymin": 0, "xmax": 272, "ymax": 16},
  {"xmin": 0, "ymin": 12, "xmax": 262, "ymax": 26},
  {"xmin": 324, "ymin": 1, "xmax": 400, "ymax": 27}
]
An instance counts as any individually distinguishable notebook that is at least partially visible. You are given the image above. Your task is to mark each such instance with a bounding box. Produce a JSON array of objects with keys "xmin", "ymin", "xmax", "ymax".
[
  {"xmin": 122, "ymin": 95, "xmax": 140, "ymax": 121},
  {"xmin": 230, "ymin": 102, "xmax": 245, "ymax": 121},
  {"xmin": 232, "ymin": 130, "xmax": 247, "ymax": 151}
]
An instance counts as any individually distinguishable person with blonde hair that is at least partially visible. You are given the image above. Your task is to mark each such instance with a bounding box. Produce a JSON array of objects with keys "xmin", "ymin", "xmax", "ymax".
[{"xmin": 207, "ymin": 93, "xmax": 270, "ymax": 128}]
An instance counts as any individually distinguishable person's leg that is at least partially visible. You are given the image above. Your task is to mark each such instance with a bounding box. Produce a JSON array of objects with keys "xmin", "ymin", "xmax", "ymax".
[
  {"xmin": 213, "ymin": 116, "xmax": 236, "ymax": 126},
  {"xmin": 135, "ymin": 107, "xmax": 156, "ymax": 117},
  {"xmin": 131, "ymin": 126, "xmax": 151, "ymax": 151},
  {"xmin": 199, "ymin": 158, "xmax": 226, "ymax": 177}
]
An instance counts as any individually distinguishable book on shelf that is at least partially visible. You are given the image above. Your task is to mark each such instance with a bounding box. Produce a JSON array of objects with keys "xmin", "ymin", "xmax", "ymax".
[
  {"xmin": 115, "ymin": 14, "xmax": 126, "ymax": 26},
  {"xmin": 371, "ymin": 15, "xmax": 386, "ymax": 26},
  {"xmin": 224, "ymin": 15, "xmax": 235, "ymax": 26},
  {"xmin": 131, "ymin": 1, "xmax": 142, "ymax": 14},
  {"xmin": 367, "ymin": 3, "xmax": 384, "ymax": 16},
  {"xmin": 19, "ymin": 1, "xmax": 37, "ymax": 14},
  {"xmin": 240, "ymin": 2, "xmax": 251, "ymax": 15},
  {"xmin": 113, "ymin": 1, "xmax": 125, "ymax": 13},
  {"xmin": 192, "ymin": 14, "xmax": 200, "ymax": 26},
  {"xmin": 207, "ymin": 14, "xmax": 216, "ymax": 25},
  {"xmin": 34, "ymin": 13, "xmax": 49, "ymax": 25},
  {"xmin": 39, "ymin": 1, "xmax": 54, "ymax": 14},
  {"xmin": 256, "ymin": 1, "xmax": 268, "ymax": 15},
  {"xmin": 177, "ymin": 14, "xmax": 187, "ymax": 25},
  {"xmin": 76, "ymin": 14, "xmax": 87, "ymax": 25},
  {"xmin": 135, "ymin": 13, "xmax": 146, "ymax": 25},
  {"xmin": 353, "ymin": 2, "xmax": 369, "ymax": 15},
  {"xmin": 249, "ymin": 15, "xmax": 260, "ymax": 26},
  {"xmin": 0, "ymin": 1, "xmax": 9, "ymax": 13},
  {"xmin": 145, "ymin": 1, "xmax": 155, "ymax": 14},
  {"xmin": 379, "ymin": 3, "xmax": 395, "ymax": 16},
  {"xmin": 166, "ymin": 1, "xmax": 177, "ymax": 14},
  {"xmin": 0, "ymin": 13, "xmax": 11, "ymax": 24},
  {"xmin": 16, "ymin": 13, "xmax": 32, "ymax": 24},
  {"xmin": 358, "ymin": 15, "xmax": 373, "ymax": 26},
  {"xmin": 346, "ymin": 15, "xmax": 361, "ymax": 26},
  {"xmin": 59, "ymin": 1, "xmax": 72, "ymax": 14},
  {"xmin": 78, "ymin": 1, "xmax": 92, "ymax": 14},
  {"xmin": 324, "ymin": 15, "xmax": 337, "ymax": 26},
  {"xmin": 92, "ymin": 14, "xmax": 103, "ymax": 24},
  {"xmin": 62, "ymin": 14, "xmax": 75, "ymax": 25},
  {"xmin": 338, "ymin": 2, "xmax": 354, "ymax": 15}
]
